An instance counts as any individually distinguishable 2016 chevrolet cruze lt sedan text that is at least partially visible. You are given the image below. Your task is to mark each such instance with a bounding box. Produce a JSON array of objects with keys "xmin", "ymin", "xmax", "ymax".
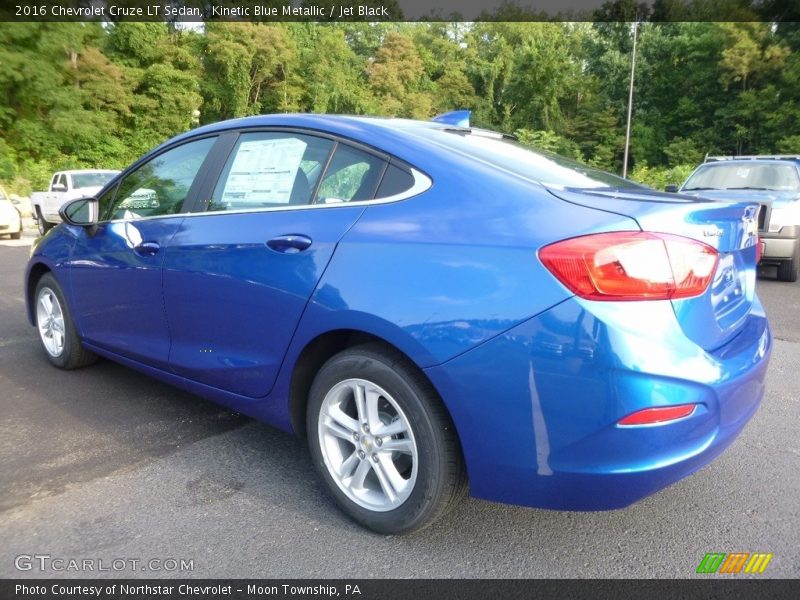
[{"xmin": 25, "ymin": 114, "xmax": 771, "ymax": 534}]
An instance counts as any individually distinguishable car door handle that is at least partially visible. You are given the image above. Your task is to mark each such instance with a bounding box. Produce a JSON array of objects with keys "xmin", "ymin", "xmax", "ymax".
[
  {"xmin": 267, "ymin": 234, "xmax": 312, "ymax": 254},
  {"xmin": 133, "ymin": 241, "xmax": 161, "ymax": 256}
]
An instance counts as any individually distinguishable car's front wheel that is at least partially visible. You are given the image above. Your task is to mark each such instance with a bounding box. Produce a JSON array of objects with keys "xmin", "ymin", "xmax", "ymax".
[
  {"xmin": 307, "ymin": 344, "xmax": 466, "ymax": 534},
  {"xmin": 34, "ymin": 273, "xmax": 97, "ymax": 369}
]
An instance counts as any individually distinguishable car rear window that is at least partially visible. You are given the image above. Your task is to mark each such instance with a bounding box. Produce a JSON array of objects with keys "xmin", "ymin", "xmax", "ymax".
[
  {"xmin": 315, "ymin": 144, "xmax": 386, "ymax": 204},
  {"xmin": 211, "ymin": 132, "xmax": 335, "ymax": 210},
  {"xmin": 410, "ymin": 128, "xmax": 643, "ymax": 190},
  {"xmin": 376, "ymin": 164, "xmax": 416, "ymax": 198}
]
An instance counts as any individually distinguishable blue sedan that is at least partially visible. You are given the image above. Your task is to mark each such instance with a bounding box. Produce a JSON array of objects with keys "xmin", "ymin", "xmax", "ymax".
[{"xmin": 25, "ymin": 114, "xmax": 771, "ymax": 533}]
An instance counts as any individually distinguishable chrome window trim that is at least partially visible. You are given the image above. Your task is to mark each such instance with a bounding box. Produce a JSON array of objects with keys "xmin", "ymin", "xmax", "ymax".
[{"xmin": 101, "ymin": 168, "xmax": 432, "ymax": 224}]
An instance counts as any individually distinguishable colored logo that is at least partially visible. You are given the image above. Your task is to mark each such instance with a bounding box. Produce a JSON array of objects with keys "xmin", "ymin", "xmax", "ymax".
[{"xmin": 696, "ymin": 552, "xmax": 773, "ymax": 574}]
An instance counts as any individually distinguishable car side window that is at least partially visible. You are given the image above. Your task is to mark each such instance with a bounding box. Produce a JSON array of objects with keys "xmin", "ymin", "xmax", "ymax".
[
  {"xmin": 210, "ymin": 132, "xmax": 334, "ymax": 211},
  {"xmin": 376, "ymin": 163, "xmax": 416, "ymax": 198},
  {"xmin": 104, "ymin": 137, "xmax": 216, "ymax": 221},
  {"xmin": 315, "ymin": 145, "xmax": 385, "ymax": 204}
]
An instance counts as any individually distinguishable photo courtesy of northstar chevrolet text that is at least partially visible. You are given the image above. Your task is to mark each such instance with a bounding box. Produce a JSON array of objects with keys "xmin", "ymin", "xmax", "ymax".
[{"xmin": 0, "ymin": 0, "xmax": 798, "ymax": 592}]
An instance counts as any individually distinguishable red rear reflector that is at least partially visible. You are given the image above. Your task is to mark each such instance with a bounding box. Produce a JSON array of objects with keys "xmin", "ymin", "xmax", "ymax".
[
  {"xmin": 539, "ymin": 231, "xmax": 719, "ymax": 301},
  {"xmin": 756, "ymin": 236, "xmax": 763, "ymax": 263},
  {"xmin": 618, "ymin": 404, "xmax": 696, "ymax": 426}
]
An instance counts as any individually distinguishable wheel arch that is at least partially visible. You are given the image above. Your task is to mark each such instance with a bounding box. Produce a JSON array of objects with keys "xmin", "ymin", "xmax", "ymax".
[
  {"xmin": 26, "ymin": 261, "xmax": 53, "ymax": 326},
  {"xmin": 287, "ymin": 328, "xmax": 465, "ymax": 464}
]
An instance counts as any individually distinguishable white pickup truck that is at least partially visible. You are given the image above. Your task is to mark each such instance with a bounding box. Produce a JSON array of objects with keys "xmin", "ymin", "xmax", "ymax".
[{"xmin": 31, "ymin": 169, "xmax": 119, "ymax": 234}]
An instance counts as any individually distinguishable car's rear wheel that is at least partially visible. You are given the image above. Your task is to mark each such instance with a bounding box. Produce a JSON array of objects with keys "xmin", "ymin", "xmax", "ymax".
[
  {"xmin": 307, "ymin": 343, "xmax": 466, "ymax": 534},
  {"xmin": 35, "ymin": 273, "xmax": 97, "ymax": 369},
  {"xmin": 777, "ymin": 253, "xmax": 799, "ymax": 282},
  {"xmin": 35, "ymin": 208, "xmax": 52, "ymax": 235}
]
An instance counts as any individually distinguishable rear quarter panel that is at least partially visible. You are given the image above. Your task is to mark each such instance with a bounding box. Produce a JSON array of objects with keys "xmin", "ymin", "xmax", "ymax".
[{"xmin": 303, "ymin": 158, "xmax": 640, "ymax": 365}]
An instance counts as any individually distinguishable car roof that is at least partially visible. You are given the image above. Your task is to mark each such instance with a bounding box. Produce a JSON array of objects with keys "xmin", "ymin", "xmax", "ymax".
[
  {"xmin": 161, "ymin": 114, "xmax": 450, "ymax": 149},
  {"xmin": 191, "ymin": 113, "xmax": 445, "ymax": 133}
]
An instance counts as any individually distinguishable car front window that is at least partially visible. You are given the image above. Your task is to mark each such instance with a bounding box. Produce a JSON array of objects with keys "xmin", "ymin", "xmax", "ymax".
[
  {"xmin": 103, "ymin": 137, "xmax": 216, "ymax": 221},
  {"xmin": 684, "ymin": 163, "xmax": 800, "ymax": 192},
  {"xmin": 72, "ymin": 172, "xmax": 118, "ymax": 189}
]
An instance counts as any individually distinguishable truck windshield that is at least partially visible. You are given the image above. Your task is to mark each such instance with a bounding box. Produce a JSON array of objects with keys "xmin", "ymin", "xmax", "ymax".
[
  {"xmin": 410, "ymin": 127, "xmax": 644, "ymax": 190},
  {"xmin": 683, "ymin": 163, "xmax": 800, "ymax": 192},
  {"xmin": 72, "ymin": 172, "xmax": 118, "ymax": 188}
]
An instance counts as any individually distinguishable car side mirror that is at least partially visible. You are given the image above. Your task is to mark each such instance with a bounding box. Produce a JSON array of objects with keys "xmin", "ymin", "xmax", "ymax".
[
  {"xmin": 664, "ymin": 184, "xmax": 679, "ymax": 193},
  {"xmin": 52, "ymin": 184, "xmax": 67, "ymax": 192},
  {"xmin": 60, "ymin": 197, "xmax": 98, "ymax": 227}
]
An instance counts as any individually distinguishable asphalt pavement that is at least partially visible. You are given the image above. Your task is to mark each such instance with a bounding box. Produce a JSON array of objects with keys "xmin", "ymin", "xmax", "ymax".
[{"xmin": 0, "ymin": 227, "xmax": 798, "ymax": 578}]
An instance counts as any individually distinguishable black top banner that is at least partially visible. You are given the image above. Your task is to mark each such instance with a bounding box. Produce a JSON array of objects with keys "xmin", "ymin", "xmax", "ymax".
[{"xmin": 1, "ymin": 0, "xmax": 798, "ymax": 22}]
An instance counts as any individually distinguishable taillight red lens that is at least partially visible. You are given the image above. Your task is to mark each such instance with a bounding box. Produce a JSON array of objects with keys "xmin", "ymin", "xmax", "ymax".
[
  {"xmin": 539, "ymin": 232, "xmax": 718, "ymax": 301},
  {"xmin": 618, "ymin": 404, "xmax": 696, "ymax": 426},
  {"xmin": 756, "ymin": 235, "xmax": 763, "ymax": 263}
]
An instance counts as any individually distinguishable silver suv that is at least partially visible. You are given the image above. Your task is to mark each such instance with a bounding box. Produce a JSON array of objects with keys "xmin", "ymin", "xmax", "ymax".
[{"xmin": 673, "ymin": 155, "xmax": 800, "ymax": 282}]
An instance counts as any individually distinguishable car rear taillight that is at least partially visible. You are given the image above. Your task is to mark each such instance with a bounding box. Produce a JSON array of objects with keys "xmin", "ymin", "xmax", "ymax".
[
  {"xmin": 539, "ymin": 232, "xmax": 718, "ymax": 301},
  {"xmin": 618, "ymin": 404, "xmax": 697, "ymax": 426},
  {"xmin": 756, "ymin": 235, "xmax": 763, "ymax": 264}
]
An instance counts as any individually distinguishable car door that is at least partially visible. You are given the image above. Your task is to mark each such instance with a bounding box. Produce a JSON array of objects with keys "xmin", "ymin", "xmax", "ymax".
[
  {"xmin": 162, "ymin": 130, "xmax": 388, "ymax": 398},
  {"xmin": 67, "ymin": 136, "xmax": 219, "ymax": 369},
  {"xmin": 44, "ymin": 174, "xmax": 66, "ymax": 221}
]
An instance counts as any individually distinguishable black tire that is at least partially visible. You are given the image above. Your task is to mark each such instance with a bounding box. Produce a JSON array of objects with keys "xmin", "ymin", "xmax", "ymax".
[
  {"xmin": 36, "ymin": 207, "xmax": 52, "ymax": 235},
  {"xmin": 307, "ymin": 343, "xmax": 467, "ymax": 535},
  {"xmin": 34, "ymin": 273, "xmax": 97, "ymax": 369},
  {"xmin": 777, "ymin": 253, "xmax": 799, "ymax": 283}
]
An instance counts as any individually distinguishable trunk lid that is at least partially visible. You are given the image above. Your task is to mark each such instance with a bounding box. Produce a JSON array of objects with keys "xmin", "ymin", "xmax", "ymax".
[
  {"xmin": 681, "ymin": 188, "xmax": 800, "ymax": 232},
  {"xmin": 548, "ymin": 186, "xmax": 761, "ymax": 351}
]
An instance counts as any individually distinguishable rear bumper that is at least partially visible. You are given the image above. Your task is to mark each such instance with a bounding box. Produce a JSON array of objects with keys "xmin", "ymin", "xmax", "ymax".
[
  {"xmin": 760, "ymin": 226, "xmax": 799, "ymax": 261},
  {"xmin": 425, "ymin": 297, "xmax": 771, "ymax": 511}
]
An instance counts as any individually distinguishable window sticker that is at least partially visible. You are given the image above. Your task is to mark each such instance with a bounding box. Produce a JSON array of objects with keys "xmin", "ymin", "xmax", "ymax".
[{"xmin": 222, "ymin": 137, "xmax": 307, "ymax": 204}]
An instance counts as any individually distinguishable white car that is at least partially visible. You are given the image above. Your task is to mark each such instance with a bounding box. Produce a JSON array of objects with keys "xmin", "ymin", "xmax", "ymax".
[{"xmin": 0, "ymin": 186, "xmax": 23, "ymax": 239}]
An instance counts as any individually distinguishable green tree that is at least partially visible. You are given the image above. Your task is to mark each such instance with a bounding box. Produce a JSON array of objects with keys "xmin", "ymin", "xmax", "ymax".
[
  {"xmin": 368, "ymin": 31, "xmax": 433, "ymax": 118},
  {"xmin": 201, "ymin": 23, "xmax": 298, "ymax": 121},
  {"xmin": 294, "ymin": 25, "xmax": 374, "ymax": 114}
]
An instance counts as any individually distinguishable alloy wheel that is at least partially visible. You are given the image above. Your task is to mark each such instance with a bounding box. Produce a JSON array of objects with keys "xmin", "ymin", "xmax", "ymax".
[
  {"xmin": 36, "ymin": 287, "xmax": 66, "ymax": 357},
  {"xmin": 317, "ymin": 378, "xmax": 418, "ymax": 512}
]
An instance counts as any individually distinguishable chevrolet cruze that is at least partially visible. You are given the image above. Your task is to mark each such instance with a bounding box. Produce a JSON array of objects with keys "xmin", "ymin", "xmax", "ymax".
[{"xmin": 25, "ymin": 113, "xmax": 771, "ymax": 533}]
